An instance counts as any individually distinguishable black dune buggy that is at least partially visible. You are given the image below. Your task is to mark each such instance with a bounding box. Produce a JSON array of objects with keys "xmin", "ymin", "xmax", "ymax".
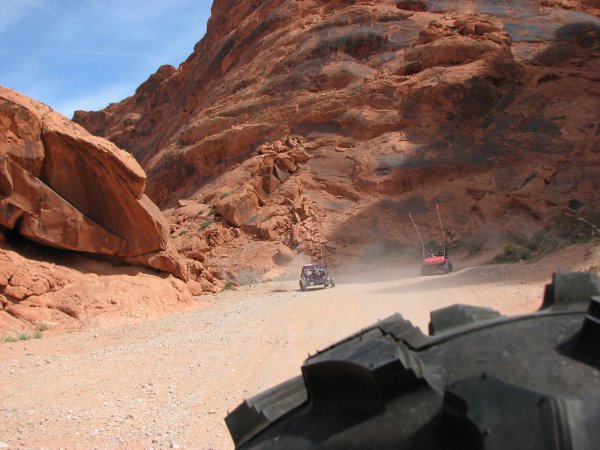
[{"xmin": 299, "ymin": 263, "xmax": 335, "ymax": 291}]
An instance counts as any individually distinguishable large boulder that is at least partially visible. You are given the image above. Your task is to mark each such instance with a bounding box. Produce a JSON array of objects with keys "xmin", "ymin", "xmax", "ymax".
[
  {"xmin": 215, "ymin": 185, "xmax": 261, "ymax": 227},
  {"xmin": 0, "ymin": 87, "xmax": 181, "ymax": 274},
  {"xmin": 0, "ymin": 246, "xmax": 194, "ymax": 334}
]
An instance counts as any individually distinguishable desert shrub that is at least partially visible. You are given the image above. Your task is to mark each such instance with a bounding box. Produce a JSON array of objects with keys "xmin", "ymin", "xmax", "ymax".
[
  {"xmin": 35, "ymin": 323, "xmax": 49, "ymax": 332},
  {"xmin": 492, "ymin": 232, "xmax": 558, "ymax": 263},
  {"xmin": 568, "ymin": 198, "xmax": 583, "ymax": 210},
  {"xmin": 558, "ymin": 211, "xmax": 600, "ymax": 243},
  {"xmin": 493, "ymin": 243, "xmax": 534, "ymax": 263},
  {"xmin": 492, "ymin": 211, "xmax": 600, "ymax": 264},
  {"xmin": 3, "ymin": 324, "xmax": 48, "ymax": 342}
]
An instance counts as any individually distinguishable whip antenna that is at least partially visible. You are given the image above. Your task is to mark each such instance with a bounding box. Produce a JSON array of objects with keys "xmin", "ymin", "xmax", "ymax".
[
  {"xmin": 318, "ymin": 228, "xmax": 324, "ymax": 266},
  {"xmin": 315, "ymin": 208, "xmax": 325, "ymax": 266},
  {"xmin": 436, "ymin": 204, "xmax": 448, "ymax": 254},
  {"xmin": 409, "ymin": 213, "xmax": 425, "ymax": 260}
]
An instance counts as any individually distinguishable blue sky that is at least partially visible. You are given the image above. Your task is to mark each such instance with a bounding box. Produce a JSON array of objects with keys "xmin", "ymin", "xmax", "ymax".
[{"xmin": 0, "ymin": 0, "xmax": 213, "ymax": 118}]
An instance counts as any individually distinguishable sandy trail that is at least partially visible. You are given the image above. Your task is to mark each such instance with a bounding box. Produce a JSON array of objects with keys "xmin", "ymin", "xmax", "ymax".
[{"xmin": 0, "ymin": 246, "xmax": 597, "ymax": 449}]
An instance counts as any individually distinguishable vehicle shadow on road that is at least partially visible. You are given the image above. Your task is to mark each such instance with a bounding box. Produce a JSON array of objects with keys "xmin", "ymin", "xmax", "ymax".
[{"xmin": 296, "ymin": 287, "xmax": 331, "ymax": 293}]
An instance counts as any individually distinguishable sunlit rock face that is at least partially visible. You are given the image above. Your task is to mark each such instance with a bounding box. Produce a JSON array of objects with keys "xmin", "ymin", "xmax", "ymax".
[
  {"xmin": 75, "ymin": 0, "xmax": 600, "ymax": 269},
  {"xmin": 0, "ymin": 86, "xmax": 191, "ymax": 276}
]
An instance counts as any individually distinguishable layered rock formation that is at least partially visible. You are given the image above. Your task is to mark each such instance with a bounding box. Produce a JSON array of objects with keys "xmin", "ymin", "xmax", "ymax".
[
  {"xmin": 0, "ymin": 244, "xmax": 194, "ymax": 334},
  {"xmin": 0, "ymin": 87, "xmax": 226, "ymax": 333},
  {"xmin": 74, "ymin": 1, "xmax": 599, "ymax": 275},
  {"xmin": 0, "ymin": 87, "xmax": 183, "ymax": 268}
]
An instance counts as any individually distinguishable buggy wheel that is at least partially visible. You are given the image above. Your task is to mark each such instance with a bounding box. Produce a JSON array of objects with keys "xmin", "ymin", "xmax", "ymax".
[
  {"xmin": 330, "ymin": 279, "xmax": 335, "ymax": 288},
  {"xmin": 299, "ymin": 281, "xmax": 306, "ymax": 292},
  {"xmin": 226, "ymin": 272, "xmax": 600, "ymax": 450}
]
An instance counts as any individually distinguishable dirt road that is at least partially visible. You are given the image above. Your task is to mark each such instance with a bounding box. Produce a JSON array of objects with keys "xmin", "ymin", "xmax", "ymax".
[{"xmin": 1, "ymin": 246, "xmax": 596, "ymax": 449}]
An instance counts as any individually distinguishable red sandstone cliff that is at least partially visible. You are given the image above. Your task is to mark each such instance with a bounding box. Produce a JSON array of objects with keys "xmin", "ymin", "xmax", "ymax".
[{"xmin": 73, "ymin": 0, "xmax": 600, "ymax": 278}]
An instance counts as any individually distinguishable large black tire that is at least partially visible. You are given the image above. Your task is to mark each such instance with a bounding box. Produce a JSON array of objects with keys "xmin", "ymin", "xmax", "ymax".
[
  {"xmin": 443, "ymin": 262, "xmax": 450, "ymax": 274},
  {"xmin": 299, "ymin": 281, "xmax": 306, "ymax": 292},
  {"xmin": 330, "ymin": 278, "xmax": 335, "ymax": 288},
  {"xmin": 428, "ymin": 304, "xmax": 502, "ymax": 335},
  {"xmin": 226, "ymin": 272, "xmax": 600, "ymax": 449}
]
